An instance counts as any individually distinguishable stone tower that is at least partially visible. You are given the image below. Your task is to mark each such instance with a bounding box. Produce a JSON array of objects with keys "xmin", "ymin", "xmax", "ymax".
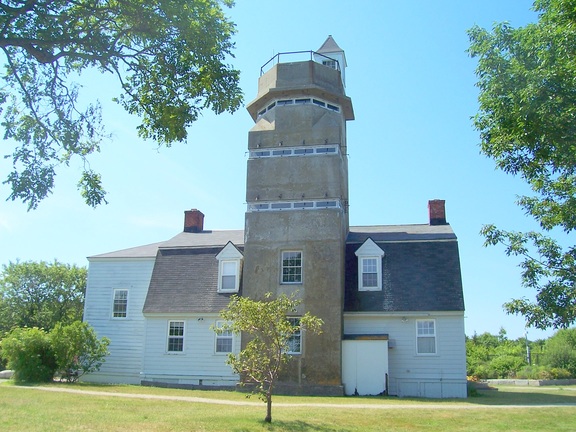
[{"xmin": 242, "ymin": 36, "xmax": 354, "ymax": 392}]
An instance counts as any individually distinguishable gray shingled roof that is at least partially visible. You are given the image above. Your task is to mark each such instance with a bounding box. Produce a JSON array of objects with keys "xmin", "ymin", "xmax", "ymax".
[
  {"xmin": 88, "ymin": 230, "xmax": 245, "ymax": 259},
  {"xmin": 344, "ymin": 225, "xmax": 464, "ymax": 313},
  {"xmin": 91, "ymin": 223, "xmax": 463, "ymax": 314},
  {"xmin": 143, "ymin": 246, "xmax": 243, "ymax": 314}
]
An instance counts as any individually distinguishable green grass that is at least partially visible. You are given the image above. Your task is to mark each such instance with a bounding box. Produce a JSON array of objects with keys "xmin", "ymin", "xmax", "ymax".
[{"xmin": 1, "ymin": 381, "xmax": 575, "ymax": 431}]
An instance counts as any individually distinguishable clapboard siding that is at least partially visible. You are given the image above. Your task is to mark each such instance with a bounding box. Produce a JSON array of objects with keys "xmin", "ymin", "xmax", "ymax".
[
  {"xmin": 83, "ymin": 258, "xmax": 155, "ymax": 384},
  {"xmin": 344, "ymin": 313, "xmax": 467, "ymax": 398},
  {"xmin": 142, "ymin": 314, "xmax": 239, "ymax": 385}
]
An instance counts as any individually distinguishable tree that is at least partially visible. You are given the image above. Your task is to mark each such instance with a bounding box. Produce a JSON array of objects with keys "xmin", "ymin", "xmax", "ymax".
[
  {"xmin": 0, "ymin": 260, "xmax": 86, "ymax": 333},
  {"xmin": 215, "ymin": 293, "xmax": 323, "ymax": 423},
  {"xmin": 542, "ymin": 328, "xmax": 576, "ymax": 375},
  {"xmin": 1, "ymin": 0, "xmax": 242, "ymax": 209},
  {"xmin": 50, "ymin": 321, "xmax": 110, "ymax": 382},
  {"xmin": 468, "ymin": 0, "xmax": 576, "ymax": 329}
]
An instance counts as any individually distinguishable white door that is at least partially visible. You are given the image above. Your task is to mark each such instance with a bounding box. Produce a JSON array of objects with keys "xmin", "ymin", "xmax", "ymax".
[{"xmin": 342, "ymin": 339, "xmax": 388, "ymax": 396}]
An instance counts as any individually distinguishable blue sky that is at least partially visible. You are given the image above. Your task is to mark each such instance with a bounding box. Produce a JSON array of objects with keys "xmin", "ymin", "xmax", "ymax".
[{"xmin": 0, "ymin": 0, "xmax": 563, "ymax": 340}]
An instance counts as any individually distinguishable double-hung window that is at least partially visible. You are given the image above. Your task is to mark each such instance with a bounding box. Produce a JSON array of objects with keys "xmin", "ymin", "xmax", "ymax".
[
  {"xmin": 281, "ymin": 251, "xmax": 302, "ymax": 284},
  {"xmin": 215, "ymin": 321, "xmax": 233, "ymax": 353},
  {"xmin": 286, "ymin": 318, "xmax": 302, "ymax": 354},
  {"xmin": 167, "ymin": 321, "xmax": 185, "ymax": 352},
  {"xmin": 112, "ymin": 289, "xmax": 128, "ymax": 318},
  {"xmin": 220, "ymin": 261, "xmax": 238, "ymax": 292},
  {"xmin": 416, "ymin": 319, "xmax": 437, "ymax": 355},
  {"xmin": 361, "ymin": 257, "xmax": 379, "ymax": 289}
]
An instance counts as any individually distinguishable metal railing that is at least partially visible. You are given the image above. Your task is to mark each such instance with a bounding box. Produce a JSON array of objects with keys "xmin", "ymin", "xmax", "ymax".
[{"xmin": 260, "ymin": 50, "xmax": 340, "ymax": 75}]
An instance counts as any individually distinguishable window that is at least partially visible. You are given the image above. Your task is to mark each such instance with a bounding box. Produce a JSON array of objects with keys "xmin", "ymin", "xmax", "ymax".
[
  {"xmin": 416, "ymin": 320, "xmax": 437, "ymax": 355},
  {"xmin": 355, "ymin": 238, "xmax": 385, "ymax": 291},
  {"xmin": 216, "ymin": 242, "xmax": 243, "ymax": 293},
  {"xmin": 322, "ymin": 59, "xmax": 337, "ymax": 69},
  {"xmin": 167, "ymin": 321, "xmax": 185, "ymax": 352},
  {"xmin": 215, "ymin": 321, "xmax": 233, "ymax": 353},
  {"xmin": 112, "ymin": 289, "xmax": 128, "ymax": 318},
  {"xmin": 220, "ymin": 261, "xmax": 238, "ymax": 292},
  {"xmin": 286, "ymin": 318, "xmax": 302, "ymax": 354},
  {"xmin": 361, "ymin": 258, "xmax": 379, "ymax": 288},
  {"xmin": 282, "ymin": 251, "xmax": 302, "ymax": 284}
]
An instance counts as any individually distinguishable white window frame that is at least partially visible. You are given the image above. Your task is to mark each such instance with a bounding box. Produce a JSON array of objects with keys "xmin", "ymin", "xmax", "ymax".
[
  {"xmin": 354, "ymin": 238, "xmax": 384, "ymax": 291},
  {"xmin": 167, "ymin": 320, "xmax": 185, "ymax": 353},
  {"xmin": 286, "ymin": 318, "xmax": 302, "ymax": 355},
  {"xmin": 281, "ymin": 251, "xmax": 303, "ymax": 284},
  {"xmin": 360, "ymin": 257, "xmax": 380, "ymax": 290},
  {"xmin": 218, "ymin": 260, "xmax": 240, "ymax": 293},
  {"xmin": 112, "ymin": 289, "xmax": 128, "ymax": 319},
  {"xmin": 416, "ymin": 319, "xmax": 437, "ymax": 355},
  {"xmin": 214, "ymin": 321, "xmax": 234, "ymax": 354}
]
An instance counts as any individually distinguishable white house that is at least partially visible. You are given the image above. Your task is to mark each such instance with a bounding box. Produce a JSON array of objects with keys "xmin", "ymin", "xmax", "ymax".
[{"xmin": 83, "ymin": 37, "xmax": 466, "ymax": 398}]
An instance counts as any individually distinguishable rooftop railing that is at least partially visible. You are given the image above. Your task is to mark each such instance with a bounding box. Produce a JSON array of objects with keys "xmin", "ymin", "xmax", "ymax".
[{"xmin": 260, "ymin": 50, "xmax": 340, "ymax": 75}]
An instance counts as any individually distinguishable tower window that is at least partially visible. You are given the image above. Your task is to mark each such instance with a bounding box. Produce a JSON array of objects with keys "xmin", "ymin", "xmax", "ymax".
[
  {"xmin": 281, "ymin": 251, "xmax": 302, "ymax": 284},
  {"xmin": 286, "ymin": 318, "xmax": 302, "ymax": 354},
  {"xmin": 322, "ymin": 60, "xmax": 337, "ymax": 69}
]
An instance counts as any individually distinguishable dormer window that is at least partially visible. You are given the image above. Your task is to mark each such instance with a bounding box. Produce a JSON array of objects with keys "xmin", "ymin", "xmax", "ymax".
[
  {"xmin": 355, "ymin": 238, "xmax": 385, "ymax": 291},
  {"xmin": 216, "ymin": 242, "xmax": 243, "ymax": 293}
]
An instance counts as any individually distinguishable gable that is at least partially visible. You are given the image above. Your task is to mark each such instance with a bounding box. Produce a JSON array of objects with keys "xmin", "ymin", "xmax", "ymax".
[
  {"xmin": 354, "ymin": 238, "xmax": 385, "ymax": 257},
  {"xmin": 216, "ymin": 241, "xmax": 243, "ymax": 260}
]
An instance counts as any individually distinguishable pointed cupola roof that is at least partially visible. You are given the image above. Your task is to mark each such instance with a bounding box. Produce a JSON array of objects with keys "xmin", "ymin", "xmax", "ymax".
[
  {"xmin": 317, "ymin": 35, "xmax": 347, "ymax": 67},
  {"xmin": 317, "ymin": 35, "xmax": 343, "ymax": 54}
]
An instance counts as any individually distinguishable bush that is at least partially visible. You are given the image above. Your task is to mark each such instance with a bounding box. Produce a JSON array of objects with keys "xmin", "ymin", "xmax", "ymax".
[
  {"xmin": 0, "ymin": 322, "xmax": 109, "ymax": 383},
  {"xmin": 0, "ymin": 327, "xmax": 57, "ymax": 383},
  {"xmin": 50, "ymin": 321, "xmax": 110, "ymax": 382},
  {"xmin": 489, "ymin": 355, "xmax": 526, "ymax": 378},
  {"xmin": 549, "ymin": 368, "xmax": 572, "ymax": 379}
]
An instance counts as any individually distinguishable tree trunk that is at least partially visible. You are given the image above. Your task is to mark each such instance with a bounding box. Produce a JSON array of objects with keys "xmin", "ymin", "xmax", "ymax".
[{"xmin": 264, "ymin": 392, "xmax": 272, "ymax": 423}]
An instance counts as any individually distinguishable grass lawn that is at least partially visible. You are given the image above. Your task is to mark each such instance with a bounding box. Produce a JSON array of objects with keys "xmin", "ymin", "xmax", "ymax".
[{"xmin": 1, "ymin": 381, "xmax": 575, "ymax": 431}]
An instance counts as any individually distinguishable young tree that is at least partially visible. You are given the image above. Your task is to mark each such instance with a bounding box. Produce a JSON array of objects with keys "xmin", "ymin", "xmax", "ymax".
[
  {"xmin": 468, "ymin": 0, "xmax": 576, "ymax": 329},
  {"xmin": 1, "ymin": 0, "xmax": 242, "ymax": 209},
  {"xmin": 0, "ymin": 260, "xmax": 86, "ymax": 333},
  {"xmin": 216, "ymin": 293, "xmax": 323, "ymax": 423},
  {"xmin": 50, "ymin": 321, "xmax": 110, "ymax": 382}
]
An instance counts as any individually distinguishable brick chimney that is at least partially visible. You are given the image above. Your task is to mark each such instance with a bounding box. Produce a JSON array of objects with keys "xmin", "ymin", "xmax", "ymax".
[
  {"xmin": 428, "ymin": 200, "xmax": 447, "ymax": 225},
  {"xmin": 184, "ymin": 209, "xmax": 204, "ymax": 233}
]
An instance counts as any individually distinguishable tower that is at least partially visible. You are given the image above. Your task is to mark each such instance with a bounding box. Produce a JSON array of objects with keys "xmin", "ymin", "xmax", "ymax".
[{"xmin": 242, "ymin": 37, "xmax": 354, "ymax": 392}]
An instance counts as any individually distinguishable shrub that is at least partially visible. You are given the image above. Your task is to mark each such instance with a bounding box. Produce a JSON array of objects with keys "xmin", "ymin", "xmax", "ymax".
[
  {"xmin": 50, "ymin": 321, "xmax": 110, "ymax": 382},
  {"xmin": 549, "ymin": 368, "xmax": 572, "ymax": 379},
  {"xmin": 0, "ymin": 327, "xmax": 57, "ymax": 383},
  {"xmin": 489, "ymin": 355, "xmax": 526, "ymax": 378}
]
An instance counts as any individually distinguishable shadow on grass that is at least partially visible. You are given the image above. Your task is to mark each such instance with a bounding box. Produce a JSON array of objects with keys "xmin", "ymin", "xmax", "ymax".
[
  {"xmin": 465, "ymin": 388, "xmax": 576, "ymax": 406},
  {"xmin": 248, "ymin": 420, "xmax": 351, "ymax": 431}
]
